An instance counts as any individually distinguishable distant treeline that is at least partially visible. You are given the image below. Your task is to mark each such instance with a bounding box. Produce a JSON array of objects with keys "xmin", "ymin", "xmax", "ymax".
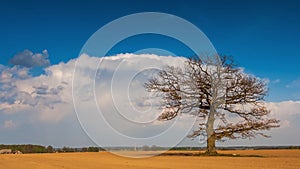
[
  {"xmin": 0, "ymin": 144, "xmax": 51, "ymax": 153},
  {"xmin": 171, "ymin": 146, "xmax": 300, "ymax": 151},
  {"xmin": 57, "ymin": 146, "xmax": 105, "ymax": 153},
  {"xmin": 217, "ymin": 146, "xmax": 300, "ymax": 150},
  {"xmin": 1, "ymin": 144, "xmax": 299, "ymax": 154},
  {"xmin": 0, "ymin": 144, "xmax": 104, "ymax": 154}
]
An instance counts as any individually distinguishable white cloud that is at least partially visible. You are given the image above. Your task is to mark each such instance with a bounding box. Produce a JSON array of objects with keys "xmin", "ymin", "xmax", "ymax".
[
  {"xmin": 1, "ymin": 54, "xmax": 186, "ymax": 123},
  {"xmin": 1, "ymin": 53, "xmax": 300, "ymax": 146},
  {"xmin": 272, "ymin": 78, "xmax": 280, "ymax": 84},
  {"xmin": 266, "ymin": 100, "xmax": 300, "ymax": 128},
  {"xmin": 266, "ymin": 100, "xmax": 300, "ymax": 116},
  {"xmin": 0, "ymin": 58, "xmax": 75, "ymax": 121}
]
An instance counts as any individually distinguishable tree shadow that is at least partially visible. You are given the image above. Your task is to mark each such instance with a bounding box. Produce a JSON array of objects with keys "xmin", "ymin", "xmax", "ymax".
[{"xmin": 159, "ymin": 151, "xmax": 264, "ymax": 157}]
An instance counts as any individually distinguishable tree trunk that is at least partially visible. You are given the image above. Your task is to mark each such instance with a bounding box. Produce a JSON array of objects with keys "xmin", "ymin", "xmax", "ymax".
[
  {"xmin": 205, "ymin": 104, "xmax": 217, "ymax": 155},
  {"xmin": 205, "ymin": 133, "xmax": 217, "ymax": 155}
]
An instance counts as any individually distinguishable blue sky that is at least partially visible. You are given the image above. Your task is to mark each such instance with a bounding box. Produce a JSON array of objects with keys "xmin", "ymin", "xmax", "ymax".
[
  {"xmin": 0, "ymin": 0, "xmax": 300, "ymax": 147},
  {"xmin": 1, "ymin": 0, "xmax": 300, "ymax": 101}
]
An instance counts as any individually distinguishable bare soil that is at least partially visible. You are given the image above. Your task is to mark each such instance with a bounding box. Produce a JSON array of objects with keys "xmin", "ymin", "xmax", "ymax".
[{"xmin": 0, "ymin": 149, "xmax": 299, "ymax": 169}]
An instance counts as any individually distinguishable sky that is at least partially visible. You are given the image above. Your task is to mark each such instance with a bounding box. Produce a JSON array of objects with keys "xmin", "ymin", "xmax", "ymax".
[{"xmin": 0, "ymin": 0, "xmax": 300, "ymax": 148}]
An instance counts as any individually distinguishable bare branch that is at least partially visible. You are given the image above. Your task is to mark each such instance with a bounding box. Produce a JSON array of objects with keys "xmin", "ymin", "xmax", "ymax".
[{"xmin": 144, "ymin": 55, "xmax": 280, "ymax": 154}]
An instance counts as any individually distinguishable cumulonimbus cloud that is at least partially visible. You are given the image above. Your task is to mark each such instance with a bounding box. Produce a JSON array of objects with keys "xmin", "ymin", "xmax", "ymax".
[
  {"xmin": 0, "ymin": 53, "xmax": 299, "ymax": 146},
  {"xmin": 2, "ymin": 53, "xmax": 300, "ymax": 123}
]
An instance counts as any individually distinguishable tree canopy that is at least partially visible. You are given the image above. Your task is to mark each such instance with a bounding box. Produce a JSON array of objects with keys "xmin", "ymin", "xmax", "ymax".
[{"xmin": 145, "ymin": 56, "xmax": 279, "ymax": 155}]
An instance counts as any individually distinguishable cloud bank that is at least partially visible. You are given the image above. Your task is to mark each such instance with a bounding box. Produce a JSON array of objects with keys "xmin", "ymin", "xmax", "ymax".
[{"xmin": 0, "ymin": 53, "xmax": 300, "ymax": 146}]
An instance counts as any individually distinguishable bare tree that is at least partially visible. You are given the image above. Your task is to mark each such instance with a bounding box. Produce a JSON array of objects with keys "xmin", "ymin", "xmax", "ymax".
[{"xmin": 144, "ymin": 55, "xmax": 279, "ymax": 155}]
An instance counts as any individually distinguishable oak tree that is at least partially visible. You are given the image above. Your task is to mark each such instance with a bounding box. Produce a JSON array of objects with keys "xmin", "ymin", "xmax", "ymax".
[{"xmin": 144, "ymin": 56, "xmax": 279, "ymax": 155}]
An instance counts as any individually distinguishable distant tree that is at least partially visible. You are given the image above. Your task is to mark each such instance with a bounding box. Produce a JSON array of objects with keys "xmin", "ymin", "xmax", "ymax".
[
  {"xmin": 145, "ymin": 55, "xmax": 280, "ymax": 155},
  {"xmin": 82, "ymin": 147, "xmax": 88, "ymax": 152},
  {"xmin": 142, "ymin": 145, "xmax": 150, "ymax": 151},
  {"xmin": 46, "ymin": 145, "xmax": 54, "ymax": 153},
  {"xmin": 151, "ymin": 145, "xmax": 158, "ymax": 151},
  {"xmin": 88, "ymin": 147, "xmax": 99, "ymax": 152},
  {"xmin": 62, "ymin": 146, "xmax": 75, "ymax": 153}
]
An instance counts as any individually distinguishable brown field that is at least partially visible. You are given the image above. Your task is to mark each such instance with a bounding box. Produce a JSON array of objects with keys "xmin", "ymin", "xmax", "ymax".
[{"xmin": 0, "ymin": 149, "xmax": 300, "ymax": 169}]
